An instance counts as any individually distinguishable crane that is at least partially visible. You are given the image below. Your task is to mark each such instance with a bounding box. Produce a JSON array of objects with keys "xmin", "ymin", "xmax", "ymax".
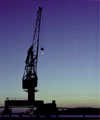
[
  {"xmin": 22, "ymin": 7, "xmax": 43, "ymax": 102},
  {"xmin": 2, "ymin": 6, "xmax": 57, "ymax": 116}
]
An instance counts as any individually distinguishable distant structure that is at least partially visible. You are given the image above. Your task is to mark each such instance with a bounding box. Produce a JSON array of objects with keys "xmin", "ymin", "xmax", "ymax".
[{"xmin": 2, "ymin": 7, "xmax": 57, "ymax": 115}]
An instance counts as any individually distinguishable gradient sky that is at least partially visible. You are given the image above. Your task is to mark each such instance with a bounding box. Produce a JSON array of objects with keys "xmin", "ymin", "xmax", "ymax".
[{"xmin": 0, "ymin": 0, "xmax": 99, "ymax": 108}]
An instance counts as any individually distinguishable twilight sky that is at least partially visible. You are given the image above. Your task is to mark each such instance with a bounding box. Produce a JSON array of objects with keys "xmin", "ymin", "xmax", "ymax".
[{"xmin": 0, "ymin": 0, "xmax": 99, "ymax": 108}]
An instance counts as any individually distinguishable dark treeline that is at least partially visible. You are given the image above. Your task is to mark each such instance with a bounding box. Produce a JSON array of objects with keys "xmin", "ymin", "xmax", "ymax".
[{"xmin": 58, "ymin": 108, "xmax": 100, "ymax": 115}]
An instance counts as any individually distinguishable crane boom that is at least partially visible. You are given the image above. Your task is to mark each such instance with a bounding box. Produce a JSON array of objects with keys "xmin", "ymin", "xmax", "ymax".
[
  {"xmin": 22, "ymin": 7, "xmax": 42, "ymax": 102},
  {"xmin": 32, "ymin": 7, "xmax": 42, "ymax": 73}
]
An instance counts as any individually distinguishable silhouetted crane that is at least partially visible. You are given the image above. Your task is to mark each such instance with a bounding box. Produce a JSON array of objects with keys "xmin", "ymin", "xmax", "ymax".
[
  {"xmin": 22, "ymin": 7, "xmax": 43, "ymax": 102},
  {"xmin": 2, "ymin": 7, "xmax": 57, "ymax": 116}
]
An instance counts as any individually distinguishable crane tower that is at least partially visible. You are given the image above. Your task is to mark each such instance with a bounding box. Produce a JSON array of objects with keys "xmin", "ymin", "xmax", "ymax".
[{"xmin": 22, "ymin": 7, "xmax": 42, "ymax": 102}]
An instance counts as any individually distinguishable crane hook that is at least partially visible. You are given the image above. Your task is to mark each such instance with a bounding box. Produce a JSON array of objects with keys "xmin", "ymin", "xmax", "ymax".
[{"xmin": 41, "ymin": 47, "xmax": 44, "ymax": 55}]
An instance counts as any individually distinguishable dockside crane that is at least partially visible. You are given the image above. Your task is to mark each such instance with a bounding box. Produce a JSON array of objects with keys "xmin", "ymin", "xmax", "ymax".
[
  {"xmin": 2, "ymin": 7, "xmax": 57, "ymax": 116},
  {"xmin": 22, "ymin": 7, "xmax": 43, "ymax": 102}
]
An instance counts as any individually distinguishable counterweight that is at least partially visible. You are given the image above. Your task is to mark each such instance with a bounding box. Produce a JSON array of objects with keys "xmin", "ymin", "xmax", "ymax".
[{"xmin": 22, "ymin": 7, "xmax": 42, "ymax": 102}]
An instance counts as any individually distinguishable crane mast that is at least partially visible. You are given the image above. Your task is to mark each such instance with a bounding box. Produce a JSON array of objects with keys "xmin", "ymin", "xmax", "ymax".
[{"xmin": 22, "ymin": 7, "xmax": 42, "ymax": 102}]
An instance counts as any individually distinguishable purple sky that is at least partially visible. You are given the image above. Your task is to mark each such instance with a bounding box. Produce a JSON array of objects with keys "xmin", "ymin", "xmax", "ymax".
[{"xmin": 0, "ymin": 0, "xmax": 99, "ymax": 108}]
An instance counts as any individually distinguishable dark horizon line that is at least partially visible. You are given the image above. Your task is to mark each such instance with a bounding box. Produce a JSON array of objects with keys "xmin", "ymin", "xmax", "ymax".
[{"xmin": 0, "ymin": 106, "xmax": 100, "ymax": 109}]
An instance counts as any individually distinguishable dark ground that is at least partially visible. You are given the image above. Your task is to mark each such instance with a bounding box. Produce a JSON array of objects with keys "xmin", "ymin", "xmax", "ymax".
[{"xmin": 0, "ymin": 117, "xmax": 99, "ymax": 120}]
